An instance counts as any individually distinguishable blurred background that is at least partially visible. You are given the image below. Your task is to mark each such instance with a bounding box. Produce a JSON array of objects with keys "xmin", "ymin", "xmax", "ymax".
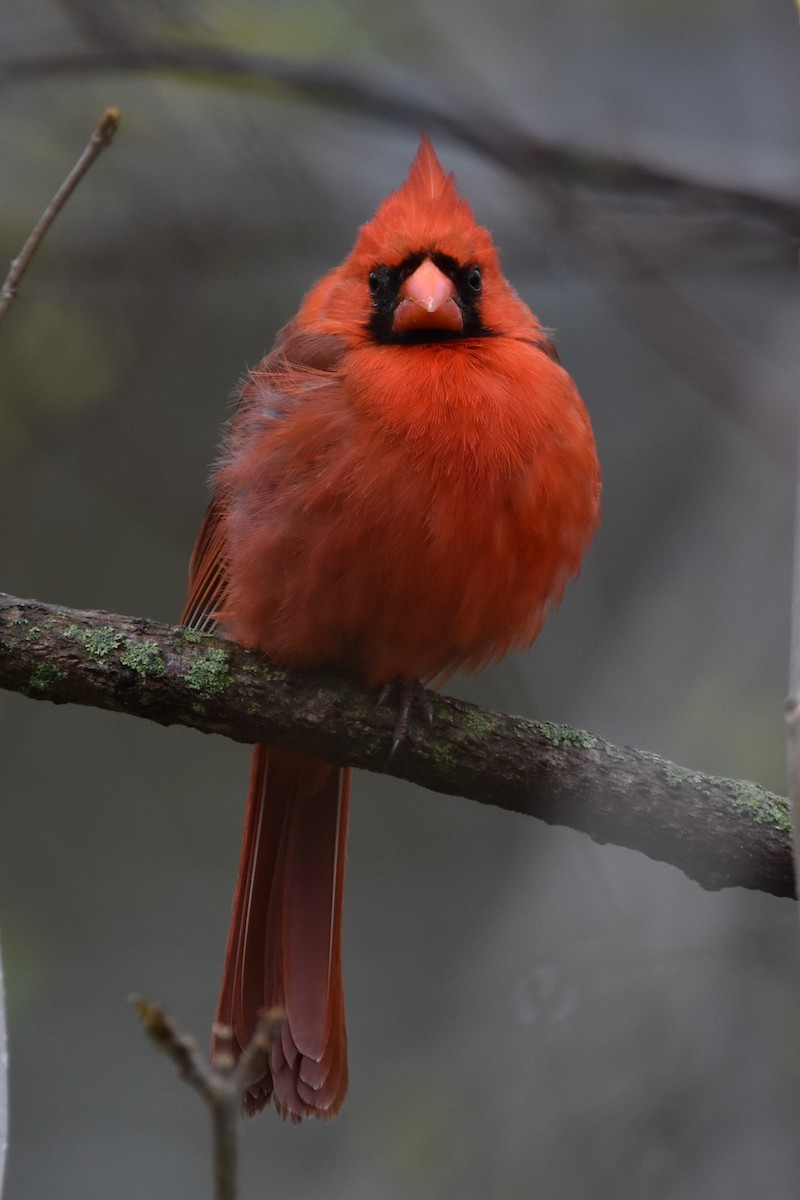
[{"xmin": 1, "ymin": 1, "xmax": 799, "ymax": 1196}]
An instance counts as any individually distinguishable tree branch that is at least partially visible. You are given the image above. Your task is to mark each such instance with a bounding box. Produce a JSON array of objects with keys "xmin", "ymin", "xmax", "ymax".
[
  {"xmin": 0, "ymin": 592, "xmax": 791, "ymax": 900},
  {"xmin": 786, "ymin": 416, "xmax": 800, "ymax": 916},
  {"xmin": 0, "ymin": 106, "xmax": 120, "ymax": 332},
  {"xmin": 132, "ymin": 998, "xmax": 286, "ymax": 1200},
  {"xmin": 3, "ymin": 46, "xmax": 798, "ymax": 237},
  {"xmin": 4, "ymin": 46, "xmax": 795, "ymax": 473}
]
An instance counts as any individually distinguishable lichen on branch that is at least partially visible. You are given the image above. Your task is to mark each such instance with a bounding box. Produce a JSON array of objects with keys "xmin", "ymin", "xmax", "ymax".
[{"xmin": 0, "ymin": 591, "xmax": 792, "ymax": 900}]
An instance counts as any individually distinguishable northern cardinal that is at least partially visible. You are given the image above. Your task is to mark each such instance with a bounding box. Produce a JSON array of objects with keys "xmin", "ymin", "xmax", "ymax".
[{"xmin": 182, "ymin": 137, "xmax": 600, "ymax": 1121}]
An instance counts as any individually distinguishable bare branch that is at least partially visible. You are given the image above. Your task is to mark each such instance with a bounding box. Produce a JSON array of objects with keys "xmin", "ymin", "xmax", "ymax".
[
  {"xmin": 3, "ymin": 48, "xmax": 796, "ymax": 237},
  {"xmin": 133, "ymin": 999, "xmax": 286, "ymax": 1200},
  {"xmin": 3, "ymin": 48, "xmax": 794, "ymax": 471},
  {"xmin": 0, "ymin": 107, "xmax": 120, "ymax": 332},
  {"xmin": 132, "ymin": 997, "xmax": 214, "ymax": 1101},
  {"xmin": 786, "ymin": 422, "xmax": 800, "ymax": 918},
  {"xmin": 0, "ymin": 592, "xmax": 791, "ymax": 900},
  {"xmin": 133, "ymin": 999, "xmax": 237, "ymax": 1199}
]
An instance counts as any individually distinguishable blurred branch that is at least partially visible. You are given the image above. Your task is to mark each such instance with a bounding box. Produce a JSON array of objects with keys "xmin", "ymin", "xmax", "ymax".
[
  {"xmin": 3, "ymin": 46, "xmax": 795, "ymax": 470},
  {"xmin": 0, "ymin": 592, "xmax": 792, "ymax": 901},
  {"xmin": 133, "ymin": 998, "xmax": 286, "ymax": 1200},
  {"xmin": 786, "ymin": 417, "xmax": 800, "ymax": 920},
  {"xmin": 56, "ymin": 0, "xmax": 142, "ymax": 52},
  {"xmin": 4, "ymin": 47, "xmax": 797, "ymax": 236},
  {"xmin": 0, "ymin": 107, "xmax": 120, "ymax": 333}
]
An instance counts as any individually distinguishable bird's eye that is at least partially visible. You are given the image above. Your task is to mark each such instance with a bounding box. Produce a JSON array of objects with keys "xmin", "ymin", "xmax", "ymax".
[
  {"xmin": 467, "ymin": 267, "xmax": 483, "ymax": 294},
  {"xmin": 368, "ymin": 270, "xmax": 381, "ymax": 296}
]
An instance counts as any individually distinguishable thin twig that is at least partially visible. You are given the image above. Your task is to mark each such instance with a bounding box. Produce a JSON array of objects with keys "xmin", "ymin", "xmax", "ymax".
[
  {"xmin": 786, "ymin": 413, "xmax": 800, "ymax": 915},
  {"xmin": 133, "ymin": 998, "xmax": 237, "ymax": 1200},
  {"xmin": 208, "ymin": 1025, "xmax": 239, "ymax": 1200},
  {"xmin": 133, "ymin": 999, "xmax": 286, "ymax": 1200},
  {"xmin": 132, "ymin": 997, "xmax": 214, "ymax": 1100},
  {"xmin": 0, "ymin": 106, "xmax": 120, "ymax": 333}
]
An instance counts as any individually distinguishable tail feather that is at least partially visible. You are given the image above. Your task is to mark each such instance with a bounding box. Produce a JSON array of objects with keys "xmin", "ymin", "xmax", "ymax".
[{"xmin": 214, "ymin": 744, "xmax": 350, "ymax": 1119}]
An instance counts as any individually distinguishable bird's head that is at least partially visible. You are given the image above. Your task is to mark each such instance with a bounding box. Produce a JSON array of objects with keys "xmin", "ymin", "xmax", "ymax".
[{"xmin": 312, "ymin": 136, "xmax": 540, "ymax": 347}]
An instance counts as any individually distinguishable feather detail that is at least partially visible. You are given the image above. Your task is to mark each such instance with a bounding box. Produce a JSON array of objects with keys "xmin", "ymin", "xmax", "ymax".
[
  {"xmin": 214, "ymin": 747, "xmax": 350, "ymax": 1120},
  {"xmin": 181, "ymin": 498, "xmax": 228, "ymax": 632}
]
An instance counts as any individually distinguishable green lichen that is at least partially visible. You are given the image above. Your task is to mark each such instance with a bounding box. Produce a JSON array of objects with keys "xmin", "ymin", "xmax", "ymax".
[
  {"xmin": 536, "ymin": 721, "xmax": 598, "ymax": 752},
  {"xmin": 723, "ymin": 777, "xmax": 790, "ymax": 832},
  {"xmin": 185, "ymin": 648, "xmax": 234, "ymax": 698},
  {"xmin": 239, "ymin": 658, "xmax": 287, "ymax": 684},
  {"xmin": 64, "ymin": 624, "xmax": 82, "ymax": 641},
  {"xmin": 25, "ymin": 626, "xmax": 42, "ymax": 642},
  {"xmin": 181, "ymin": 628, "xmax": 206, "ymax": 644},
  {"xmin": 603, "ymin": 742, "xmax": 629, "ymax": 763},
  {"xmin": 640, "ymin": 751, "xmax": 713, "ymax": 799},
  {"xmin": 429, "ymin": 740, "xmax": 458, "ymax": 771},
  {"xmin": 84, "ymin": 626, "xmax": 122, "ymax": 659},
  {"xmin": 121, "ymin": 640, "xmax": 165, "ymax": 679},
  {"xmin": 662, "ymin": 760, "xmax": 706, "ymax": 792},
  {"xmin": 639, "ymin": 747, "xmax": 789, "ymax": 832},
  {"xmin": 29, "ymin": 663, "xmax": 67, "ymax": 692},
  {"xmin": 460, "ymin": 710, "xmax": 498, "ymax": 741}
]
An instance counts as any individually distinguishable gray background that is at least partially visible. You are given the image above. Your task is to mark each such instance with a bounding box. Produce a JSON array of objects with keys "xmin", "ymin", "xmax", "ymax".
[{"xmin": 1, "ymin": 1, "xmax": 799, "ymax": 1196}]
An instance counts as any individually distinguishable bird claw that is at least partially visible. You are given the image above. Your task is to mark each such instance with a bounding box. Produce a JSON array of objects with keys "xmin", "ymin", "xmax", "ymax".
[{"xmin": 377, "ymin": 677, "xmax": 433, "ymax": 756}]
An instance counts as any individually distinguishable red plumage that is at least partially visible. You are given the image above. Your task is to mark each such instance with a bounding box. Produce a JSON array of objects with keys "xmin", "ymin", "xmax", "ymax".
[{"xmin": 183, "ymin": 136, "xmax": 600, "ymax": 1120}]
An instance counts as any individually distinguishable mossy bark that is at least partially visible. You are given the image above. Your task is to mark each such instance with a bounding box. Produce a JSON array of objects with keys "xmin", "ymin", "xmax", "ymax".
[{"xmin": 0, "ymin": 591, "xmax": 792, "ymax": 900}]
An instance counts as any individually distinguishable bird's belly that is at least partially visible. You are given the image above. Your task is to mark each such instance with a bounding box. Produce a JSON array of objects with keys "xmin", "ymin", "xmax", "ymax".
[{"xmin": 224, "ymin": 453, "xmax": 592, "ymax": 685}]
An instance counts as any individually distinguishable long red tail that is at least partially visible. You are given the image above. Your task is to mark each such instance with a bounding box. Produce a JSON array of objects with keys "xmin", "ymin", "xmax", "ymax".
[{"xmin": 214, "ymin": 745, "xmax": 350, "ymax": 1120}]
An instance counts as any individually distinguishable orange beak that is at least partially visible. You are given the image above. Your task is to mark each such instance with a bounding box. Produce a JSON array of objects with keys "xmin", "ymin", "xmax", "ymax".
[{"xmin": 392, "ymin": 259, "xmax": 463, "ymax": 334}]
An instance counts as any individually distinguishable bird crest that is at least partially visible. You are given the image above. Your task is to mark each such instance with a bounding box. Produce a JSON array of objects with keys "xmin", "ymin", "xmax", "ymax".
[{"xmin": 350, "ymin": 135, "xmax": 492, "ymax": 267}]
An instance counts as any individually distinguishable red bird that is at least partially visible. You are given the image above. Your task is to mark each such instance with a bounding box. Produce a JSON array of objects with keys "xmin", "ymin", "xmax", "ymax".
[{"xmin": 183, "ymin": 137, "xmax": 600, "ymax": 1121}]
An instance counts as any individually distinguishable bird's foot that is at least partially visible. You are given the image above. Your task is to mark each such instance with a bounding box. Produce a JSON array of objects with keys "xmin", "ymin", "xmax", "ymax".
[{"xmin": 377, "ymin": 677, "xmax": 433, "ymax": 756}]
